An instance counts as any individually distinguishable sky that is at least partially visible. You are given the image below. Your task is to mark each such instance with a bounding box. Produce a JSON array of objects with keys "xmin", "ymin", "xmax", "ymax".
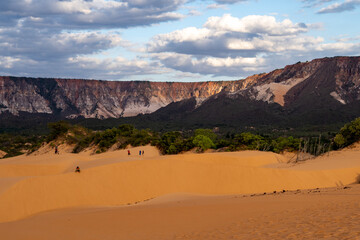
[{"xmin": 0, "ymin": 0, "xmax": 359, "ymax": 82}]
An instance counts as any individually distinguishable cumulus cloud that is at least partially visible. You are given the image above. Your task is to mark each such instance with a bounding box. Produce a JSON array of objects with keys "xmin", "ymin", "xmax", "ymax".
[
  {"xmin": 148, "ymin": 15, "xmax": 310, "ymax": 59},
  {"xmin": 0, "ymin": 27, "xmax": 125, "ymax": 61},
  {"xmin": 204, "ymin": 15, "xmax": 308, "ymax": 35},
  {"xmin": 147, "ymin": 14, "xmax": 360, "ymax": 77},
  {"xmin": 0, "ymin": 0, "xmax": 187, "ymax": 80},
  {"xmin": 0, "ymin": 54, "xmax": 163, "ymax": 80},
  {"xmin": 317, "ymin": 0, "xmax": 360, "ymax": 13},
  {"xmin": 148, "ymin": 15, "xmax": 311, "ymax": 58},
  {"xmin": 151, "ymin": 52, "xmax": 267, "ymax": 76},
  {"xmin": 0, "ymin": 0, "xmax": 185, "ymax": 29}
]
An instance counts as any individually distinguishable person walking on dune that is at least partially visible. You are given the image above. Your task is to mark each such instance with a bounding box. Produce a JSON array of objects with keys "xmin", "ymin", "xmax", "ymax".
[
  {"xmin": 75, "ymin": 166, "xmax": 81, "ymax": 173},
  {"xmin": 128, "ymin": 150, "xmax": 131, "ymax": 156}
]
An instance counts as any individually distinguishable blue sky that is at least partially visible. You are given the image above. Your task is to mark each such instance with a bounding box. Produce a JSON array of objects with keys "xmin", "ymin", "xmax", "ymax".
[{"xmin": 0, "ymin": 0, "xmax": 359, "ymax": 82}]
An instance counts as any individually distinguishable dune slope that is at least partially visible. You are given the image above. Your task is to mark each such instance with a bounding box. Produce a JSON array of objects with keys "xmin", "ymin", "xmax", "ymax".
[{"xmin": 0, "ymin": 145, "xmax": 359, "ymax": 223}]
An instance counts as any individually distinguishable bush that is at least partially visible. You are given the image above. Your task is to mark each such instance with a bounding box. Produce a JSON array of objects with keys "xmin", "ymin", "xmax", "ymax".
[
  {"xmin": 229, "ymin": 132, "xmax": 266, "ymax": 151},
  {"xmin": 333, "ymin": 118, "xmax": 360, "ymax": 148},
  {"xmin": 272, "ymin": 136, "xmax": 300, "ymax": 153},
  {"xmin": 194, "ymin": 129, "xmax": 217, "ymax": 142},
  {"xmin": 193, "ymin": 135, "xmax": 214, "ymax": 152},
  {"xmin": 72, "ymin": 135, "xmax": 94, "ymax": 153},
  {"xmin": 47, "ymin": 121, "xmax": 71, "ymax": 142},
  {"xmin": 334, "ymin": 134, "xmax": 346, "ymax": 147},
  {"xmin": 157, "ymin": 131, "xmax": 191, "ymax": 154}
]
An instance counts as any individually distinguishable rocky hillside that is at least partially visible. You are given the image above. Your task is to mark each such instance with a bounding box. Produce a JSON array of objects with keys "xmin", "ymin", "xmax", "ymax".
[
  {"xmin": 141, "ymin": 56, "xmax": 360, "ymax": 131},
  {"xmin": 0, "ymin": 77, "xmax": 244, "ymax": 119},
  {"xmin": 0, "ymin": 56, "xmax": 360, "ymax": 132}
]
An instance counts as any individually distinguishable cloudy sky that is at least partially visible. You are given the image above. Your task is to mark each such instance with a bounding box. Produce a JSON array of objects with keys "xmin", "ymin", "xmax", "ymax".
[{"xmin": 0, "ymin": 0, "xmax": 359, "ymax": 81}]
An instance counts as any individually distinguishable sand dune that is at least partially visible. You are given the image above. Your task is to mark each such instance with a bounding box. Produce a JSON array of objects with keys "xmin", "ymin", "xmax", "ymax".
[
  {"xmin": 0, "ymin": 144, "xmax": 360, "ymax": 226},
  {"xmin": 1, "ymin": 185, "xmax": 359, "ymax": 240}
]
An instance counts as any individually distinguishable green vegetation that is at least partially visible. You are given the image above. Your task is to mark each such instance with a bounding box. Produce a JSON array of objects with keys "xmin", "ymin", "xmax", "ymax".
[
  {"xmin": 0, "ymin": 134, "xmax": 45, "ymax": 158},
  {"xmin": 1, "ymin": 117, "xmax": 360, "ymax": 159},
  {"xmin": 156, "ymin": 131, "xmax": 193, "ymax": 154},
  {"xmin": 88, "ymin": 125, "xmax": 156, "ymax": 153},
  {"xmin": 193, "ymin": 135, "xmax": 215, "ymax": 152},
  {"xmin": 333, "ymin": 117, "xmax": 360, "ymax": 148}
]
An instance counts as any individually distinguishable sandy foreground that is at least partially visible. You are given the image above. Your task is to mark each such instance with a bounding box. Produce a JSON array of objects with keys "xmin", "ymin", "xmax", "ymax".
[{"xmin": 0, "ymin": 144, "xmax": 359, "ymax": 239}]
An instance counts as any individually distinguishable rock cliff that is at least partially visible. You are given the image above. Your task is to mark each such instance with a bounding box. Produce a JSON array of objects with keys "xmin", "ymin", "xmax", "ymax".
[
  {"xmin": 0, "ymin": 56, "xmax": 359, "ymax": 120},
  {"xmin": 0, "ymin": 77, "xmax": 244, "ymax": 118}
]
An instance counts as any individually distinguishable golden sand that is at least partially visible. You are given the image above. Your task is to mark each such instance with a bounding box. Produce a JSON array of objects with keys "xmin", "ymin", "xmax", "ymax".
[{"xmin": 0, "ymin": 144, "xmax": 359, "ymax": 239}]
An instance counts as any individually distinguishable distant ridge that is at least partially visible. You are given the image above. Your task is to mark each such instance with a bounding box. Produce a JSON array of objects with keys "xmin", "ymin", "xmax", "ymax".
[{"xmin": 1, "ymin": 56, "xmax": 360, "ymax": 133}]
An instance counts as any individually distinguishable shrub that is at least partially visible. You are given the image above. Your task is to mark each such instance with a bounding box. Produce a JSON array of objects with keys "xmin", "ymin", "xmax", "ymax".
[
  {"xmin": 47, "ymin": 121, "xmax": 71, "ymax": 142},
  {"xmin": 334, "ymin": 118, "xmax": 360, "ymax": 148},
  {"xmin": 193, "ymin": 135, "xmax": 214, "ymax": 152},
  {"xmin": 194, "ymin": 129, "xmax": 217, "ymax": 142}
]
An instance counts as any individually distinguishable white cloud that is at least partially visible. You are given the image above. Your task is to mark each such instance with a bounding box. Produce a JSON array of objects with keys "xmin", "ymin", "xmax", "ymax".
[
  {"xmin": 0, "ymin": 0, "xmax": 185, "ymax": 29},
  {"xmin": 147, "ymin": 14, "xmax": 360, "ymax": 77},
  {"xmin": 317, "ymin": 0, "xmax": 360, "ymax": 13},
  {"xmin": 151, "ymin": 52, "xmax": 267, "ymax": 76},
  {"xmin": 0, "ymin": 56, "xmax": 21, "ymax": 69},
  {"xmin": 206, "ymin": 3, "xmax": 228, "ymax": 9},
  {"xmin": 68, "ymin": 56, "xmax": 161, "ymax": 77},
  {"xmin": 0, "ymin": 54, "xmax": 163, "ymax": 80},
  {"xmin": 148, "ymin": 14, "xmax": 313, "ymax": 58},
  {"xmin": 204, "ymin": 14, "xmax": 308, "ymax": 35},
  {"xmin": 0, "ymin": 28, "xmax": 124, "ymax": 61}
]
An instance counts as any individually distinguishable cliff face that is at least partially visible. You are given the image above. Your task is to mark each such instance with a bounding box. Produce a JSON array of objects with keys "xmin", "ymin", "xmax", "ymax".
[
  {"xmin": 238, "ymin": 56, "xmax": 360, "ymax": 107},
  {"xmin": 0, "ymin": 77, "xmax": 245, "ymax": 118},
  {"xmin": 1, "ymin": 56, "xmax": 360, "ymax": 120}
]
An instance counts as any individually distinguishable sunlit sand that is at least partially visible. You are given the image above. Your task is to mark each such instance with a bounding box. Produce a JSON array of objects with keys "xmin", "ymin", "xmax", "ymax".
[{"xmin": 0, "ymin": 144, "xmax": 359, "ymax": 239}]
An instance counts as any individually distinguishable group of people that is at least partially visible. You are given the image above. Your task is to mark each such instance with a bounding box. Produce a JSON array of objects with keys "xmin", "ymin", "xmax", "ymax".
[
  {"xmin": 127, "ymin": 150, "xmax": 145, "ymax": 156},
  {"xmin": 73, "ymin": 148, "xmax": 146, "ymax": 174}
]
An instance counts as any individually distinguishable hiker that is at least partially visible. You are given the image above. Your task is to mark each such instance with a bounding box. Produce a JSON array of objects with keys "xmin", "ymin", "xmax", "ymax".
[
  {"xmin": 139, "ymin": 150, "xmax": 142, "ymax": 156},
  {"xmin": 142, "ymin": 150, "xmax": 144, "ymax": 155},
  {"xmin": 128, "ymin": 150, "xmax": 131, "ymax": 156},
  {"xmin": 55, "ymin": 145, "xmax": 58, "ymax": 154},
  {"xmin": 75, "ymin": 166, "xmax": 81, "ymax": 173}
]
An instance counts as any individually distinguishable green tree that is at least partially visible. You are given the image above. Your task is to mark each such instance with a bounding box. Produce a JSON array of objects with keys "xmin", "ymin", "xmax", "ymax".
[
  {"xmin": 194, "ymin": 129, "xmax": 217, "ymax": 142},
  {"xmin": 334, "ymin": 134, "xmax": 346, "ymax": 147},
  {"xmin": 118, "ymin": 124, "xmax": 135, "ymax": 137},
  {"xmin": 157, "ymin": 131, "xmax": 192, "ymax": 154},
  {"xmin": 334, "ymin": 117, "xmax": 360, "ymax": 148},
  {"xmin": 47, "ymin": 121, "xmax": 71, "ymax": 141},
  {"xmin": 230, "ymin": 132, "xmax": 265, "ymax": 150},
  {"xmin": 193, "ymin": 135, "xmax": 214, "ymax": 152}
]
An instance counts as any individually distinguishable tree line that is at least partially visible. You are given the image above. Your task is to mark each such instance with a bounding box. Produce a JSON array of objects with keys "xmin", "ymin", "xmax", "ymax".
[{"xmin": 1, "ymin": 117, "xmax": 360, "ymax": 158}]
